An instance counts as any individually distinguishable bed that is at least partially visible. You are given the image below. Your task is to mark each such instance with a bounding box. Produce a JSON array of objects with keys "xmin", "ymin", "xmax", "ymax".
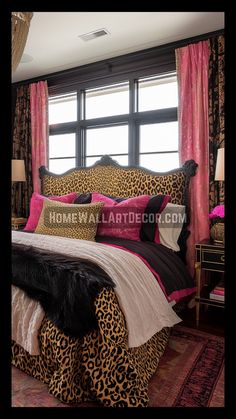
[{"xmin": 11, "ymin": 155, "xmax": 198, "ymax": 407}]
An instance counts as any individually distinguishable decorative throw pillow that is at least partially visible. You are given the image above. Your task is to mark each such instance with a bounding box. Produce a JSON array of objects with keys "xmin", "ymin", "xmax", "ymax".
[
  {"xmin": 91, "ymin": 192, "xmax": 150, "ymax": 241},
  {"xmin": 74, "ymin": 193, "xmax": 124, "ymax": 205},
  {"xmin": 156, "ymin": 203, "xmax": 186, "ymax": 251},
  {"xmin": 75, "ymin": 192, "xmax": 170, "ymax": 242},
  {"xmin": 74, "ymin": 193, "xmax": 92, "ymax": 205},
  {"xmin": 139, "ymin": 194, "xmax": 170, "ymax": 242},
  {"xmin": 24, "ymin": 192, "xmax": 78, "ymax": 232},
  {"xmin": 34, "ymin": 199, "xmax": 104, "ymax": 241}
]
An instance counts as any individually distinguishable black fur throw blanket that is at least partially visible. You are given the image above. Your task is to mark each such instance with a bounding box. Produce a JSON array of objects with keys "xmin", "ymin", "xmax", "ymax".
[{"xmin": 12, "ymin": 243, "xmax": 115, "ymax": 339}]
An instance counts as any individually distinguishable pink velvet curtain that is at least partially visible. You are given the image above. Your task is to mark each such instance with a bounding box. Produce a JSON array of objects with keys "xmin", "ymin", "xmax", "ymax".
[
  {"xmin": 30, "ymin": 81, "xmax": 48, "ymax": 193},
  {"xmin": 176, "ymin": 41, "xmax": 210, "ymax": 276}
]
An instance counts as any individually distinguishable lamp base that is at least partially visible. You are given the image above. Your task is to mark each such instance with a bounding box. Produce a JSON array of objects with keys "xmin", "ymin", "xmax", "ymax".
[
  {"xmin": 213, "ymin": 239, "xmax": 224, "ymax": 245},
  {"xmin": 210, "ymin": 222, "xmax": 224, "ymax": 244}
]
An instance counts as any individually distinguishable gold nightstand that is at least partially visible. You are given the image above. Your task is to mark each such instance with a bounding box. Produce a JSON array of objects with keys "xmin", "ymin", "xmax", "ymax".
[
  {"xmin": 195, "ymin": 239, "xmax": 224, "ymax": 327},
  {"xmin": 11, "ymin": 217, "xmax": 27, "ymax": 231}
]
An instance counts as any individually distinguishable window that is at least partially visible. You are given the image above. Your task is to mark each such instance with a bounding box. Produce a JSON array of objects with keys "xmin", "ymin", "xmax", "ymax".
[
  {"xmin": 48, "ymin": 71, "xmax": 179, "ymax": 173},
  {"xmin": 49, "ymin": 158, "xmax": 76, "ymax": 174},
  {"xmin": 86, "ymin": 125, "xmax": 128, "ymax": 166},
  {"xmin": 49, "ymin": 93, "xmax": 77, "ymax": 124},
  {"xmin": 138, "ymin": 74, "xmax": 178, "ymax": 112},
  {"xmin": 85, "ymin": 82, "xmax": 129, "ymax": 119},
  {"xmin": 48, "ymin": 133, "xmax": 76, "ymax": 174},
  {"xmin": 139, "ymin": 122, "xmax": 179, "ymax": 172}
]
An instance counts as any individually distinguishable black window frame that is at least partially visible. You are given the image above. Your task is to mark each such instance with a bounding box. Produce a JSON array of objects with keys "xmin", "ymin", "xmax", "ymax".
[{"xmin": 48, "ymin": 70, "xmax": 178, "ymax": 170}]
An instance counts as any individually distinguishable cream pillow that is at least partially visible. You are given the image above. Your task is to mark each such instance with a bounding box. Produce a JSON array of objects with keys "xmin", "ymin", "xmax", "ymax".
[
  {"xmin": 35, "ymin": 199, "xmax": 104, "ymax": 241},
  {"xmin": 158, "ymin": 203, "xmax": 186, "ymax": 252}
]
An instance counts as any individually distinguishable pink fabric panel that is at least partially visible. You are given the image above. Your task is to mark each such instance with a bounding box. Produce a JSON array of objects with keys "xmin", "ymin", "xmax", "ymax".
[
  {"xmin": 24, "ymin": 192, "xmax": 78, "ymax": 232},
  {"xmin": 91, "ymin": 193, "xmax": 150, "ymax": 241},
  {"xmin": 176, "ymin": 41, "xmax": 210, "ymax": 276},
  {"xmin": 30, "ymin": 81, "xmax": 49, "ymax": 193}
]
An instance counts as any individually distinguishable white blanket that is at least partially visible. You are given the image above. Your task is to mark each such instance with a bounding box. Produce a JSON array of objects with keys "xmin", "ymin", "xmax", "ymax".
[
  {"xmin": 12, "ymin": 285, "xmax": 45, "ymax": 355},
  {"xmin": 12, "ymin": 231, "xmax": 181, "ymax": 354}
]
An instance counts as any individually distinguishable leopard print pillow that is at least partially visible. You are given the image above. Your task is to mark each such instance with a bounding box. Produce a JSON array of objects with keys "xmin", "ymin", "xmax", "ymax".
[{"xmin": 35, "ymin": 199, "xmax": 104, "ymax": 241}]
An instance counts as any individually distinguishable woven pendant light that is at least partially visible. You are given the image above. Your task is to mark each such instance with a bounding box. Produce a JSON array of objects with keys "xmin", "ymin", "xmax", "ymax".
[{"xmin": 12, "ymin": 12, "xmax": 33, "ymax": 73}]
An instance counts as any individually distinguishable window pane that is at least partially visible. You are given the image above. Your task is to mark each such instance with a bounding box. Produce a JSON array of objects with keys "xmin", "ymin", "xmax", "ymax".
[
  {"xmin": 140, "ymin": 153, "xmax": 179, "ymax": 172},
  {"xmin": 138, "ymin": 75, "xmax": 178, "ymax": 112},
  {"xmin": 140, "ymin": 122, "xmax": 178, "ymax": 153},
  {"xmin": 49, "ymin": 93, "xmax": 77, "ymax": 124},
  {"xmin": 85, "ymin": 82, "xmax": 129, "ymax": 119},
  {"xmin": 86, "ymin": 125, "xmax": 128, "ymax": 156},
  {"xmin": 49, "ymin": 158, "xmax": 76, "ymax": 174},
  {"xmin": 86, "ymin": 155, "xmax": 128, "ymax": 167},
  {"xmin": 49, "ymin": 133, "xmax": 76, "ymax": 158}
]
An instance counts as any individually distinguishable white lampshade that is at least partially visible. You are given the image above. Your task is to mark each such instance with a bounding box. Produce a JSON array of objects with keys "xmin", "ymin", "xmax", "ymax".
[
  {"xmin": 12, "ymin": 159, "xmax": 26, "ymax": 182},
  {"xmin": 215, "ymin": 148, "xmax": 224, "ymax": 181}
]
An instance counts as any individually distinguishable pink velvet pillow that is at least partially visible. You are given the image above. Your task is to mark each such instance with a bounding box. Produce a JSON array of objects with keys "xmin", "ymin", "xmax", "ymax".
[
  {"xmin": 91, "ymin": 192, "xmax": 150, "ymax": 241},
  {"xmin": 24, "ymin": 192, "xmax": 78, "ymax": 232}
]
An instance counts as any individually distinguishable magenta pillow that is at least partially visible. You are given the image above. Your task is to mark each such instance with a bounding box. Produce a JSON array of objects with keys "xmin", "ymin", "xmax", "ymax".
[
  {"xmin": 91, "ymin": 192, "xmax": 150, "ymax": 241},
  {"xmin": 24, "ymin": 192, "xmax": 78, "ymax": 232}
]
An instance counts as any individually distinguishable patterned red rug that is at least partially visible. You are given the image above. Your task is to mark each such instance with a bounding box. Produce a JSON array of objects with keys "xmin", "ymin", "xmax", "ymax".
[{"xmin": 12, "ymin": 325, "xmax": 224, "ymax": 407}]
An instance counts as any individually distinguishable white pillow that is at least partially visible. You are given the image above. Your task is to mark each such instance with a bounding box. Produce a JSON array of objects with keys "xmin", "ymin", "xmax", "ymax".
[{"xmin": 158, "ymin": 203, "xmax": 186, "ymax": 252}]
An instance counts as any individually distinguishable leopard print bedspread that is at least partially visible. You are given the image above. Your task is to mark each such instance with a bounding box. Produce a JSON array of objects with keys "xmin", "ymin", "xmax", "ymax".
[{"xmin": 12, "ymin": 288, "xmax": 170, "ymax": 407}]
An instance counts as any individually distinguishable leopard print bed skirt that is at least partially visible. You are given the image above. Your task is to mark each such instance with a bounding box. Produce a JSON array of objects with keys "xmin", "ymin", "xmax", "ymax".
[{"xmin": 12, "ymin": 288, "xmax": 170, "ymax": 407}]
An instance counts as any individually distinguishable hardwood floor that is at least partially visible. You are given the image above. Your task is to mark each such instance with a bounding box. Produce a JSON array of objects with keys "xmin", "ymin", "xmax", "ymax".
[{"xmin": 178, "ymin": 304, "xmax": 224, "ymax": 337}]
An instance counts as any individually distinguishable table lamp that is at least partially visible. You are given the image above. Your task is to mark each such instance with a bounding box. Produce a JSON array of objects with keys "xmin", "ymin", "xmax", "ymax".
[
  {"xmin": 215, "ymin": 147, "xmax": 224, "ymax": 182},
  {"xmin": 210, "ymin": 148, "xmax": 224, "ymax": 244},
  {"xmin": 12, "ymin": 159, "xmax": 26, "ymax": 218},
  {"xmin": 12, "ymin": 159, "xmax": 26, "ymax": 182}
]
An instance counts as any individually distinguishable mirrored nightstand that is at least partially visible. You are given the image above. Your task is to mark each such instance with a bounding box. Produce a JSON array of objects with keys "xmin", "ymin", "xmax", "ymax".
[{"xmin": 195, "ymin": 239, "xmax": 224, "ymax": 326}]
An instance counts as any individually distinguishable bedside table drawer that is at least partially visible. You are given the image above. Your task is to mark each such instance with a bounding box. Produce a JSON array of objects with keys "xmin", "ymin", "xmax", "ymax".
[{"xmin": 201, "ymin": 249, "xmax": 224, "ymax": 269}]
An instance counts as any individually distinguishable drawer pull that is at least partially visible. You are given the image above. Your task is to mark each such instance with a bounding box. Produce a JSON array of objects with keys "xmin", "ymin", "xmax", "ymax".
[{"xmin": 220, "ymin": 255, "xmax": 225, "ymax": 262}]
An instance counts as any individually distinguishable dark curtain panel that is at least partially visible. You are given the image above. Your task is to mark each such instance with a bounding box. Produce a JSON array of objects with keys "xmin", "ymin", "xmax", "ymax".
[
  {"xmin": 12, "ymin": 85, "xmax": 33, "ymax": 217},
  {"xmin": 209, "ymin": 35, "xmax": 225, "ymax": 210}
]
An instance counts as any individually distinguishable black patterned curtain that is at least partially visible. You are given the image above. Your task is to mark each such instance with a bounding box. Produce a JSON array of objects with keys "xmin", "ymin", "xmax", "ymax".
[
  {"xmin": 209, "ymin": 35, "xmax": 225, "ymax": 210},
  {"xmin": 12, "ymin": 85, "xmax": 33, "ymax": 217}
]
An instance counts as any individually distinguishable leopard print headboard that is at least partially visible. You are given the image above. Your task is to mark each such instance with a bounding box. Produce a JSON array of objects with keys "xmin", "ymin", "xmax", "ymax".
[
  {"xmin": 40, "ymin": 155, "xmax": 197, "ymax": 208},
  {"xmin": 39, "ymin": 155, "xmax": 197, "ymax": 261}
]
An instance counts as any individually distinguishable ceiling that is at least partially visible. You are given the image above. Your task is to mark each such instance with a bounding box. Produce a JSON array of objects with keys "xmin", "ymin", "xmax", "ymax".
[{"xmin": 12, "ymin": 12, "xmax": 224, "ymax": 83}]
